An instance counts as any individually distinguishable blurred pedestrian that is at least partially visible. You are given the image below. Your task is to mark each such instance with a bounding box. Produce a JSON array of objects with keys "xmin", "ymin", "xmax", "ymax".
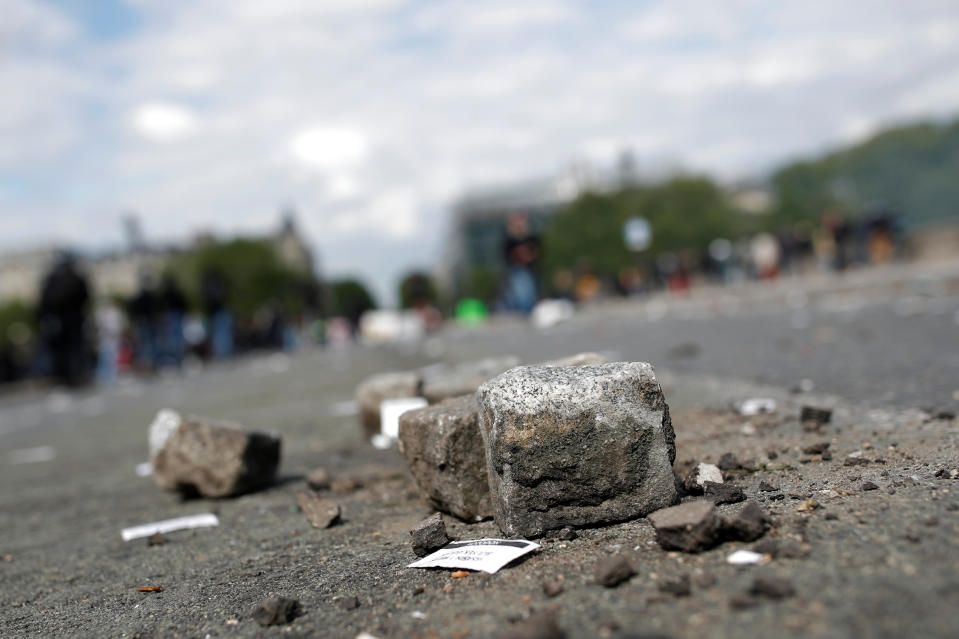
[
  {"xmin": 157, "ymin": 275, "xmax": 187, "ymax": 368},
  {"xmin": 128, "ymin": 271, "xmax": 160, "ymax": 372},
  {"xmin": 95, "ymin": 301, "xmax": 123, "ymax": 383},
  {"xmin": 201, "ymin": 267, "xmax": 233, "ymax": 359},
  {"xmin": 500, "ymin": 211, "xmax": 540, "ymax": 314},
  {"xmin": 37, "ymin": 252, "xmax": 91, "ymax": 386}
]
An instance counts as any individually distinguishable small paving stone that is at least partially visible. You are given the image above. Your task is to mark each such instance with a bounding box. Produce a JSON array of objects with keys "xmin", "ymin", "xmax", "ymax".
[
  {"xmin": 152, "ymin": 415, "xmax": 281, "ymax": 498},
  {"xmin": 306, "ymin": 467, "xmax": 331, "ymax": 491},
  {"xmin": 409, "ymin": 513, "xmax": 450, "ymax": 557},
  {"xmin": 802, "ymin": 442, "xmax": 831, "ymax": 455},
  {"xmin": 758, "ymin": 480, "xmax": 779, "ymax": 492},
  {"xmin": 422, "ymin": 356, "xmax": 521, "ymax": 404},
  {"xmin": 594, "ymin": 555, "xmax": 636, "ymax": 587},
  {"xmin": 861, "ymin": 481, "xmax": 879, "ymax": 491},
  {"xmin": 704, "ymin": 481, "xmax": 746, "ymax": 505},
  {"xmin": 297, "ymin": 492, "xmax": 341, "ymax": 529},
  {"xmin": 648, "ymin": 501, "xmax": 725, "ymax": 553},
  {"xmin": 749, "ymin": 574, "xmax": 796, "ymax": 599},
  {"xmin": 800, "ymin": 406, "xmax": 832, "ymax": 427},
  {"xmin": 252, "ymin": 597, "xmax": 299, "ymax": 626}
]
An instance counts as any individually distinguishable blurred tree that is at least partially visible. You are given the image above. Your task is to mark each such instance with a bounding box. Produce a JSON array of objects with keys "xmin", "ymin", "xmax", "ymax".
[
  {"xmin": 328, "ymin": 278, "xmax": 377, "ymax": 326},
  {"xmin": 398, "ymin": 271, "xmax": 437, "ymax": 309},
  {"xmin": 464, "ymin": 265, "xmax": 499, "ymax": 307},
  {"xmin": 164, "ymin": 239, "xmax": 318, "ymax": 321},
  {"xmin": 543, "ymin": 177, "xmax": 744, "ymax": 281},
  {"xmin": 771, "ymin": 118, "xmax": 959, "ymax": 227}
]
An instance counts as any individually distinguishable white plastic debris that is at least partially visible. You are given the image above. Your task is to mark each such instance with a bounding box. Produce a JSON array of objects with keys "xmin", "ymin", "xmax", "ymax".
[
  {"xmin": 379, "ymin": 397, "xmax": 428, "ymax": 440},
  {"xmin": 727, "ymin": 550, "xmax": 766, "ymax": 565},
  {"xmin": 135, "ymin": 461, "xmax": 153, "ymax": 477},
  {"xmin": 121, "ymin": 513, "xmax": 219, "ymax": 541},
  {"xmin": 408, "ymin": 538, "xmax": 540, "ymax": 574},
  {"xmin": 9, "ymin": 446, "xmax": 56, "ymax": 465},
  {"xmin": 370, "ymin": 434, "xmax": 394, "ymax": 450},
  {"xmin": 410, "ymin": 611, "xmax": 427, "ymax": 620},
  {"xmin": 531, "ymin": 299, "xmax": 575, "ymax": 330},
  {"xmin": 737, "ymin": 398, "xmax": 777, "ymax": 416}
]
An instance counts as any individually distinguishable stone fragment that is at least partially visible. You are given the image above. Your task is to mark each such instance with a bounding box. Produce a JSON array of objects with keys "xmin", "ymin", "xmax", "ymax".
[
  {"xmin": 704, "ymin": 481, "xmax": 746, "ymax": 505},
  {"xmin": 423, "ymin": 356, "xmax": 520, "ymax": 404},
  {"xmin": 718, "ymin": 453, "xmax": 741, "ymax": 471},
  {"xmin": 542, "ymin": 579, "xmax": 564, "ymax": 597},
  {"xmin": 800, "ymin": 406, "xmax": 832, "ymax": 429},
  {"xmin": 252, "ymin": 597, "xmax": 299, "ymax": 626},
  {"xmin": 861, "ymin": 481, "xmax": 879, "ymax": 491},
  {"xmin": 398, "ymin": 395, "xmax": 492, "ymax": 522},
  {"xmin": 749, "ymin": 574, "xmax": 796, "ymax": 599},
  {"xmin": 797, "ymin": 500, "xmax": 820, "ymax": 512},
  {"xmin": 648, "ymin": 501, "xmax": 725, "ymax": 553},
  {"xmin": 478, "ymin": 363, "xmax": 677, "ymax": 537},
  {"xmin": 538, "ymin": 352, "xmax": 609, "ymax": 367},
  {"xmin": 306, "ymin": 467, "xmax": 331, "ymax": 491},
  {"xmin": 409, "ymin": 513, "xmax": 450, "ymax": 557},
  {"xmin": 684, "ymin": 463, "xmax": 723, "ymax": 495},
  {"xmin": 802, "ymin": 441, "xmax": 831, "ymax": 455},
  {"xmin": 146, "ymin": 532, "xmax": 166, "ymax": 547},
  {"xmin": 594, "ymin": 555, "xmax": 636, "ymax": 587},
  {"xmin": 355, "ymin": 371, "xmax": 421, "ymax": 438},
  {"xmin": 152, "ymin": 416, "xmax": 280, "ymax": 498},
  {"xmin": 751, "ymin": 538, "xmax": 780, "ymax": 557},
  {"xmin": 554, "ymin": 527, "xmax": 578, "ymax": 542},
  {"xmin": 729, "ymin": 594, "xmax": 759, "ymax": 609},
  {"xmin": 337, "ymin": 595, "xmax": 360, "ymax": 610},
  {"xmin": 758, "ymin": 480, "xmax": 779, "ymax": 492},
  {"xmin": 724, "ymin": 501, "xmax": 772, "ymax": 541},
  {"xmin": 658, "ymin": 574, "xmax": 691, "ymax": 597},
  {"xmin": 296, "ymin": 492, "xmax": 340, "ymax": 529},
  {"xmin": 843, "ymin": 456, "xmax": 870, "ymax": 467},
  {"xmin": 496, "ymin": 610, "xmax": 563, "ymax": 639}
]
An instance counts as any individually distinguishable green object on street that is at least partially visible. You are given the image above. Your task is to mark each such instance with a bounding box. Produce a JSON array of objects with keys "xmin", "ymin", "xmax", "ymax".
[{"xmin": 454, "ymin": 298, "xmax": 488, "ymax": 326}]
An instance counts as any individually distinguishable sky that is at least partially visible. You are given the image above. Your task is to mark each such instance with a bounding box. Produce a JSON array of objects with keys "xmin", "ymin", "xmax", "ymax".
[{"xmin": 2, "ymin": 0, "xmax": 959, "ymax": 304}]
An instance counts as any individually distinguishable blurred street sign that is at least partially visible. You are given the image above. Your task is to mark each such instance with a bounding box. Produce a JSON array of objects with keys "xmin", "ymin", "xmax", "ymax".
[{"xmin": 623, "ymin": 216, "xmax": 651, "ymax": 252}]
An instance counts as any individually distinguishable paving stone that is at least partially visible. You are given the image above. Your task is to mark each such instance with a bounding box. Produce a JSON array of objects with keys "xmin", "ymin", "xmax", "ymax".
[
  {"xmin": 422, "ymin": 356, "xmax": 521, "ymax": 404},
  {"xmin": 296, "ymin": 492, "xmax": 340, "ymax": 529},
  {"xmin": 647, "ymin": 500, "xmax": 725, "ymax": 553},
  {"xmin": 398, "ymin": 395, "xmax": 492, "ymax": 522},
  {"xmin": 684, "ymin": 462, "xmax": 723, "ymax": 494},
  {"xmin": 152, "ymin": 415, "xmax": 280, "ymax": 498},
  {"xmin": 704, "ymin": 481, "xmax": 746, "ymax": 505},
  {"xmin": 724, "ymin": 500, "xmax": 772, "ymax": 541},
  {"xmin": 594, "ymin": 555, "xmax": 636, "ymax": 587},
  {"xmin": 477, "ymin": 362, "xmax": 677, "ymax": 538},
  {"xmin": 355, "ymin": 371, "xmax": 421, "ymax": 438}
]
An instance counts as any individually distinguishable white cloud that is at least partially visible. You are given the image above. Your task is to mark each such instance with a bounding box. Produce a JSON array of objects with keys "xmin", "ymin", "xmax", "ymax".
[
  {"xmin": 131, "ymin": 102, "xmax": 198, "ymax": 142},
  {"xmin": 290, "ymin": 127, "xmax": 369, "ymax": 172}
]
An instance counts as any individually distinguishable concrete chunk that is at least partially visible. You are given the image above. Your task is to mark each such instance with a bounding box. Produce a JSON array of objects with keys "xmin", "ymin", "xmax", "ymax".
[
  {"xmin": 152, "ymin": 416, "xmax": 280, "ymax": 498},
  {"xmin": 477, "ymin": 362, "xmax": 677, "ymax": 538},
  {"xmin": 409, "ymin": 513, "xmax": 450, "ymax": 557},
  {"xmin": 355, "ymin": 371, "xmax": 421, "ymax": 437},
  {"xmin": 398, "ymin": 395, "xmax": 492, "ymax": 522}
]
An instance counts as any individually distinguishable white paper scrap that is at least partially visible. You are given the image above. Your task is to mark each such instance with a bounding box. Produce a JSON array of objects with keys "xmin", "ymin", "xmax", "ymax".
[
  {"xmin": 737, "ymin": 398, "xmax": 777, "ymax": 416},
  {"xmin": 727, "ymin": 550, "xmax": 765, "ymax": 565},
  {"xmin": 408, "ymin": 538, "xmax": 540, "ymax": 574},
  {"xmin": 379, "ymin": 397, "xmax": 428, "ymax": 439},
  {"xmin": 121, "ymin": 513, "xmax": 219, "ymax": 541}
]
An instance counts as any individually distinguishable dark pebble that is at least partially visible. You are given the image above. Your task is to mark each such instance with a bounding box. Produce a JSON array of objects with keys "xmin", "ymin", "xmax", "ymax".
[
  {"xmin": 542, "ymin": 579, "xmax": 564, "ymax": 598},
  {"xmin": 594, "ymin": 555, "xmax": 636, "ymax": 588},
  {"xmin": 410, "ymin": 513, "xmax": 450, "ymax": 557},
  {"xmin": 824, "ymin": 512, "xmax": 839, "ymax": 520},
  {"xmin": 861, "ymin": 481, "xmax": 879, "ymax": 491},
  {"xmin": 844, "ymin": 457, "xmax": 870, "ymax": 467},
  {"xmin": 758, "ymin": 480, "xmax": 779, "ymax": 492},
  {"xmin": 555, "ymin": 527, "xmax": 578, "ymax": 541},
  {"xmin": 802, "ymin": 442, "xmax": 830, "ymax": 455},
  {"xmin": 704, "ymin": 481, "xmax": 746, "ymax": 505},
  {"xmin": 146, "ymin": 533, "xmax": 166, "ymax": 547},
  {"xmin": 718, "ymin": 453, "xmax": 741, "ymax": 471},
  {"xmin": 657, "ymin": 574, "xmax": 691, "ymax": 597},
  {"xmin": 749, "ymin": 574, "xmax": 796, "ymax": 599},
  {"xmin": 252, "ymin": 597, "xmax": 300, "ymax": 626}
]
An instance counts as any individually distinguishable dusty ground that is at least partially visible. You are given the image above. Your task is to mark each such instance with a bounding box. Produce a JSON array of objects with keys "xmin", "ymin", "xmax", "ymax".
[{"xmin": 1, "ymin": 339, "xmax": 958, "ymax": 638}]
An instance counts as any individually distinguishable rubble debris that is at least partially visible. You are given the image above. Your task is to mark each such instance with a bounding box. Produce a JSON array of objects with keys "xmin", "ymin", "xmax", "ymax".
[
  {"xmin": 542, "ymin": 579, "xmax": 564, "ymax": 597},
  {"xmin": 478, "ymin": 362, "xmax": 677, "ymax": 538},
  {"xmin": 397, "ymin": 395, "xmax": 492, "ymax": 522},
  {"xmin": 648, "ymin": 501, "xmax": 725, "ymax": 553},
  {"xmin": 658, "ymin": 574, "xmax": 691, "ymax": 597},
  {"xmin": 684, "ymin": 463, "xmax": 723, "ymax": 494},
  {"xmin": 252, "ymin": 597, "xmax": 300, "ymax": 626},
  {"xmin": 738, "ymin": 398, "xmax": 777, "ymax": 416},
  {"xmin": 409, "ymin": 513, "xmax": 450, "ymax": 557},
  {"xmin": 297, "ymin": 492, "xmax": 340, "ymax": 529},
  {"xmin": 422, "ymin": 356, "xmax": 521, "ymax": 404},
  {"xmin": 802, "ymin": 442, "xmax": 831, "ymax": 455},
  {"xmin": 306, "ymin": 467, "xmax": 331, "ymax": 491},
  {"xmin": 861, "ymin": 481, "xmax": 879, "ymax": 491},
  {"xmin": 594, "ymin": 555, "xmax": 636, "ymax": 587},
  {"xmin": 355, "ymin": 371, "xmax": 421, "ymax": 438},
  {"xmin": 497, "ymin": 610, "xmax": 563, "ymax": 639},
  {"xmin": 749, "ymin": 574, "xmax": 796, "ymax": 599},
  {"xmin": 800, "ymin": 406, "xmax": 832, "ymax": 429},
  {"xmin": 554, "ymin": 527, "xmax": 578, "ymax": 542},
  {"xmin": 152, "ymin": 415, "xmax": 280, "ymax": 498},
  {"xmin": 797, "ymin": 500, "xmax": 820, "ymax": 512},
  {"xmin": 718, "ymin": 452, "xmax": 741, "ymax": 471},
  {"xmin": 146, "ymin": 533, "xmax": 166, "ymax": 547},
  {"xmin": 752, "ymin": 538, "xmax": 780, "ymax": 557},
  {"xmin": 538, "ymin": 352, "xmax": 609, "ymax": 367},
  {"xmin": 758, "ymin": 480, "xmax": 779, "ymax": 492},
  {"xmin": 704, "ymin": 481, "xmax": 746, "ymax": 505},
  {"xmin": 843, "ymin": 456, "xmax": 871, "ymax": 467},
  {"xmin": 724, "ymin": 501, "xmax": 772, "ymax": 541}
]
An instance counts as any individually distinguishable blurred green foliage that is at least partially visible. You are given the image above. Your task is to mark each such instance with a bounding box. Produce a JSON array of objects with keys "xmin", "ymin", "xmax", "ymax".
[
  {"xmin": 398, "ymin": 271, "xmax": 437, "ymax": 309},
  {"xmin": 328, "ymin": 278, "xmax": 377, "ymax": 321},
  {"xmin": 0, "ymin": 300, "xmax": 35, "ymax": 347},
  {"xmin": 164, "ymin": 239, "xmax": 318, "ymax": 320},
  {"xmin": 543, "ymin": 177, "xmax": 749, "ymax": 280},
  {"xmin": 464, "ymin": 265, "xmax": 499, "ymax": 306},
  {"xmin": 772, "ymin": 118, "xmax": 959, "ymax": 227}
]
